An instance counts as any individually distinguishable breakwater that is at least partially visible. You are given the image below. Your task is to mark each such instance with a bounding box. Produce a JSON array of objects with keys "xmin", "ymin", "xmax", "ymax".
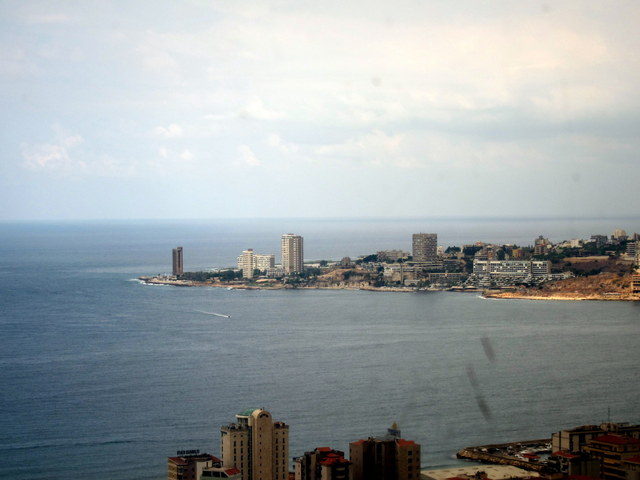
[{"xmin": 457, "ymin": 439, "xmax": 551, "ymax": 472}]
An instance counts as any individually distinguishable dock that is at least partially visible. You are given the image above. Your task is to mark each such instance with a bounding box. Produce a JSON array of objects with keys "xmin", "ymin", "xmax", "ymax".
[{"xmin": 456, "ymin": 439, "xmax": 551, "ymax": 472}]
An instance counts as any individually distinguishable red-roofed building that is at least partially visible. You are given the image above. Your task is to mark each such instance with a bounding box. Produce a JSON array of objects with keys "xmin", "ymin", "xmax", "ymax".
[
  {"xmin": 201, "ymin": 466, "xmax": 242, "ymax": 479},
  {"xmin": 349, "ymin": 423, "xmax": 420, "ymax": 480},
  {"xmin": 624, "ymin": 455, "xmax": 640, "ymax": 480},
  {"xmin": 294, "ymin": 447, "xmax": 350, "ymax": 480},
  {"xmin": 167, "ymin": 452, "xmax": 222, "ymax": 480},
  {"xmin": 552, "ymin": 423, "xmax": 640, "ymax": 454},
  {"xmin": 584, "ymin": 434, "xmax": 640, "ymax": 480}
]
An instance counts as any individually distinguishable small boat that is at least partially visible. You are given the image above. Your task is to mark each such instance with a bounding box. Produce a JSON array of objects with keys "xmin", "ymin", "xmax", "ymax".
[{"xmin": 194, "ymin": 309, "xmax": 231, "ymax": 318}]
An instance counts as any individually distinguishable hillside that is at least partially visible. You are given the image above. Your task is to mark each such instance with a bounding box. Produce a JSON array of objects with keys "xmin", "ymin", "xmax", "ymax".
[{"xmin": 485, "ymin": 272, "xmax": 639, "ymax": 301}]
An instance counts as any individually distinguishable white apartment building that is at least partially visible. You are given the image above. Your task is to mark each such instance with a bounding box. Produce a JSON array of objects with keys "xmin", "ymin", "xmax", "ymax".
[
  {"xmin": 240, "ymin": 249, "xmax": 254, "ymax": 279},
  {"xmin": 237, "ymin": 252, "xmax": 276, "ymax": 278},
  {"xmin": 281, "ymin": 234, "xmax": 304, "ymax": 274},
  {"xmin": 473, "ymin": 260, "xmax": 551, "ymax": 277}
]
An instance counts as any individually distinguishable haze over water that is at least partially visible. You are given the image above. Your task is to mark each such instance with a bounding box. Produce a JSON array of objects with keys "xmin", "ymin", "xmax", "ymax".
[{"xmin": 0, "ymin": 218, "xmax": 639, "ymax": 480}]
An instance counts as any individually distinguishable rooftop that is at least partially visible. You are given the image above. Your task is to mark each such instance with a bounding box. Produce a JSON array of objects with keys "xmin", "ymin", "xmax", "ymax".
[
  {"xmin": 237, "ymin": 408, "xmax": 258, "ymax": 417},
  {"xmin": 591, "ymin": 434, "xmax": 640, "ymax": 446}
]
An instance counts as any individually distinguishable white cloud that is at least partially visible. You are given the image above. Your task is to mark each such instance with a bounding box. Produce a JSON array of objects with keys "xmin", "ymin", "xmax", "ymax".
[
  {"xmin": 22, "ymin": 130, "xmax": 85, "ymax": 171},
  {"xmin": 24, "ymin": 13, "xmax": 71, "ymax": 25},
  {"xmin": 267, "ymin": 134, "xmax": 298, "ymax": 154},
  {"xmin": 240, "ymin": 98, "xmax": 285, "ymax": 120},
  {"xmin": 238, "ymin": 145, "xmax": 261, "ymax": 166},
  {"xmin": 179, "ymin": 149, "xmax": 193, "ymax": 161},
  {"xmin": 152, "ymin": 124, "xmax": 183, "ymax": 138}
]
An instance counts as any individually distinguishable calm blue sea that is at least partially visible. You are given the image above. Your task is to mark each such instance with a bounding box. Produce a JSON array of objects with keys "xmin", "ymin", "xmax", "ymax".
[{"xmin": 0, "ymin": 218, "xmax": 639, "ymax": 480}]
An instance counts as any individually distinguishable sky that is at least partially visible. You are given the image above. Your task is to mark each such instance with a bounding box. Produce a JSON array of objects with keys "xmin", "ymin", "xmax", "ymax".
[{"xmin": 1, "ymin": 0, "xmax": 639, "ymax": 220}]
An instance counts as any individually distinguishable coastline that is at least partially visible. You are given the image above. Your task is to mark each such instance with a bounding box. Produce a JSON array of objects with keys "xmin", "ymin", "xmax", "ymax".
[
  {"xmin": 138, "ymin": 276, "xmax": 639, "ymax": 301},
  {"xmin": 137, "ymin": 276, "xmax": 479, "ymax": 293}
]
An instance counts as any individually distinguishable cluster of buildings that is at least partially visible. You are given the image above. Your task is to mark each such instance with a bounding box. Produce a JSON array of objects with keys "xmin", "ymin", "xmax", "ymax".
[
  {"xmin": 168, "ymin": 409, "xmax": 420, "ymax": 480},
  {"xmin": 170, "ymin": 227, "xmax": 640, "ymax": 290},
  {"xmin": 167, "ymin": 414, "xmax": 640, "ymax": 480},
  {"xmin": 237, "ymin": 234, "xmax": 304, "ymax": 279},
  {"xmin": 549, "ymin": 423, "xmax": 640, "ymax": 480}
]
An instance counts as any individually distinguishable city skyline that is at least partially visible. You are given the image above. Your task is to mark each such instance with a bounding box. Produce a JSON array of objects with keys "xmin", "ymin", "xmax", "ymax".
[{"xmin": 2, "ymin": 1, "xmax": 640, "ymax": 220}]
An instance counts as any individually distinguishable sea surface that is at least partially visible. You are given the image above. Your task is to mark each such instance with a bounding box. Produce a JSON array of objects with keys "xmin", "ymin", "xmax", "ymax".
[{"xmin": 0, "ymin": 218, "xmax": 639, "ymax": 480}]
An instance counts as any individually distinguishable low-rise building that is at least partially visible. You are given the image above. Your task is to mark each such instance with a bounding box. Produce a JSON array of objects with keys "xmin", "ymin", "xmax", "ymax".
[
  {"xmin": 168, "ymin": 452, "xmax": 222, "ymax": 480},
  {"xmin": 201, "ymin": 466, "xmax": 242, "ymax": 479},
  {"xmin": 473, "ymin": 260, "xmax": 551, "ymax": 278},
  {"xmin": 294, "ymin": 447, "xmax": 350, "ymax": 480},
  {"xmin": 623, "ymin": 455, "xmax": 640, "ymax": 480},
  {"xmin": 377, "ymin": 250, "xmax": 409, "ymax": 262},
  {"xmin": 349, "ymin": 424, "xmax": 420, "ymax": 480},
  {"xmin": 583, "ymin": 434, "xmax": 640, "ymax": 480},
  {"xmin": 551, "ymin": 423, "xmax": 640, "ymax": 454}
]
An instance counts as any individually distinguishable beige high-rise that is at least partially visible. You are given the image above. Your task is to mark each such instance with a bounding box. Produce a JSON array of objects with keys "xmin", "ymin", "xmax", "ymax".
[
  {"xmin": 281, "ymin": 234, "xmax": 304, "ymax": 274},
  {"xmin": 241, "ymin": 249, "xmax": 254, "ymax": 279},
  {"xmin": 221, "ymin": 408, "xmax": 289, "ymax": 480}
]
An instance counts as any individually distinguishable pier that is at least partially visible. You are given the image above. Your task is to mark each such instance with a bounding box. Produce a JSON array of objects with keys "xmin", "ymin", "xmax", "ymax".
[{"xmin": 457, "ymin": 439, "xmax": 551, "ymax": 472}]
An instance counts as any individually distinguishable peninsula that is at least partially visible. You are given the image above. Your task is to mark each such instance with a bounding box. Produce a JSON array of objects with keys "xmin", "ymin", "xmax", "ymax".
[{"xmin": 141, "ymin": 229, "xmax": 640, "ymax": 300}]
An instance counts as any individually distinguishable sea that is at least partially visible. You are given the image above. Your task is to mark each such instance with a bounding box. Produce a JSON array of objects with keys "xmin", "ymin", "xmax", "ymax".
[{"xmin": 0, "ymin": 217, "xmax": 639, "ymax": 480}]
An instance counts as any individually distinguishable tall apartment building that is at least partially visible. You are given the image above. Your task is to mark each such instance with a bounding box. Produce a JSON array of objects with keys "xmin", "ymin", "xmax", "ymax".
[
  {"xmin": 412, "ymin": 234, "xmax": 437, "ymax": 262},
  {"xmin": 294, "ymin": 447, "xmax": 350, "ymax": 480},
  {"xmin": 349, "ymin": 424, "xmax": 420, "ymax": 480},
  {"xmin": 220, "ymin": 408, "xmax": 289, "ymax": 480},
  {"xmin": 241, "ymin": 249, "xmax": 255, "ymax": 279},
  {"xmin": 281, "ymin": 234, "xmax": 304, "ymax": 274},
  {"xmin": 172, "ymin": 246, "xmax": 184, "ymax": 276}
]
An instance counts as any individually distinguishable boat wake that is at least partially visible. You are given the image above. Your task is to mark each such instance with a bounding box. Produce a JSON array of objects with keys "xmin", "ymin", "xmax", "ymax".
[{"xmin": 194, "ymin": 309, "xmax": 231, "ymax": 318}]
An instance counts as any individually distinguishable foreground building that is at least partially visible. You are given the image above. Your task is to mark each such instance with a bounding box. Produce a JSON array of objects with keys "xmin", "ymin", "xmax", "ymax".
[
  {"xmin": 349, "ymin": 424, "xmax": 421, "ymax": 480},
  {"xmin": 583, "ymin": 434, "xmax": 640, "ymax": 480},
  {"xmin": 168, "ymin": 451, "xmax": 221, "ymax": 480},
  {"xmin": 282, "ymin": 234, "xmax": 304, "ymax": 274},
  {"xmin": 294, "ymin": 447, "xmax": 350, "ymax": 480},
  {"xmin": 552, "ymin": 423, "xmax": 640, "ymax": 454},
  {"xmin": 220, "ymin": 408, "xmax": 289, "ymax": 480}
]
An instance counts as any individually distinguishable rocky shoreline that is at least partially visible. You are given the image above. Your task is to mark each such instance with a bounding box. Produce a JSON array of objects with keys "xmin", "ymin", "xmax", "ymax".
[
  {"xmin": 137, "ymin": 276, "xmax": 473, "ymax": 293},
  {"xmin": 483, "ymin": 291, "xmax": 640, "ymax": 301},
  {"xmin": 138, "ymin": 274, "xmax": 640, "ymax": 301}
]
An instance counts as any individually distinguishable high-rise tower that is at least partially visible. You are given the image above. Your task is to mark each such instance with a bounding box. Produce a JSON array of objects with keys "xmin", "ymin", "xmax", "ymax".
[
  {"xmin": 220, "ymin": 408, "xmax": 289, "ymax": 480},
  {"xmin": 241, "ymin": 249, "xmax": 254, "ymax": 279},
  {"xmin": 411, "ymin": 234, "xmax": 437, "ymax": 262},
  {"xmin": 172, "ymin": 246, "xmax": 184, "ymax": 276},
  {"xmin": 281, "ymin": 234, "xmax": 304, "ymax": 274}
]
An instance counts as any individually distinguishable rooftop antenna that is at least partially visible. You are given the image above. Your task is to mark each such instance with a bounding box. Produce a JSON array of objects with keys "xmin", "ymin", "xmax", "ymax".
[{"xmin": 607, "ymin": 406, "xmax": 611, "ymax": 424}]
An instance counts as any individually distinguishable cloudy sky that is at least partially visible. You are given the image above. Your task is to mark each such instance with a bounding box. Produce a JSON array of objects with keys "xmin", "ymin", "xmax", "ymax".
[{"xmin": 1, "ymin": 1, "xmax": 639, "ymax": 220}]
